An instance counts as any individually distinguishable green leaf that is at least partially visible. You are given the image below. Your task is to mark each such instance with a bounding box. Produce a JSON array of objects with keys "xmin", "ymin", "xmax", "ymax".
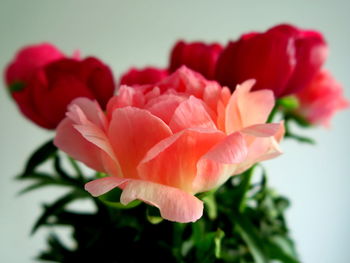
[
  {"xmin": 17, "ymin": 171, "xmax": 82, "ymax": 195},
  {"xmin": 192, "ymin": 220, "xmax": 205, "ymax": 244},
  {"xmin": 269, "ymin": 235, "xmax": 299, "ymax": 261},
  {"xmin": 266, "ymin": 236, "xmax": 300, "ymax": 263},
  {"xmin": 19, "ymin": 181, "xmax": 60, "ymax": 195},
  {"xmin": 53, "ymin": 155, "xmax": 85, "ymax": 187},
  {"xmin": 236, "ymin": 166, "xmax": 255, "ymax": 212},
  {"xmin": 37, "ymin": 233, "xmax": 71, "ymax": 262},
  {"xmin": 285, "ymin": 132, "xmax": 315, "ymax": 144},
  {"xmin": 195, "ymin": 232, "xmax": 216, "ymax": 263},
  {"xmin": 19, "ymin": 139, "xmax": 57, "ymax": 178},
  {"xmin": 31, "ymin": 190, "xmax": 87, "ymax": 234},
  {"xmin": 54, "ymin": 155, "xmax": 72, "ymax": 180},
  {"xmin": 235, "ymin": 213, "xmax": 269, "ymax": 263},
  {"xmin": 16, "ymin": 171, "xmax": 53, "ymax": 181}
]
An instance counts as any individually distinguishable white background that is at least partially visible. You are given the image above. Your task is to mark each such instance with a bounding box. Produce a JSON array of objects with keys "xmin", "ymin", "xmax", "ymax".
[{"xmin": 0, "ymin": 0, "xmax": 349, "ymax": 262}]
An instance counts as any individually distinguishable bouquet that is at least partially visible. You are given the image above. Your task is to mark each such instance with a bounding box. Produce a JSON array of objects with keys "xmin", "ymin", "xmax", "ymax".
[{"xmin": 5, "ymin": 23, "xmax": 347, "ymax": 262}]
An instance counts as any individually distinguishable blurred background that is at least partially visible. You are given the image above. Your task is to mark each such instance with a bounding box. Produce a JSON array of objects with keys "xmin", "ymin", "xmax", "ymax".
[{"xmin": 0, "ymin": 0, "xmax": 349, "ymax": 262}]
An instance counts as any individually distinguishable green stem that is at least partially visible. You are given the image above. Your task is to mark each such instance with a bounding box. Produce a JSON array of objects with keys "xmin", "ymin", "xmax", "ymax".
[
  {"xmin": 68, "ymin": 157, "xmax": 84, "ymax": 181},
  {"xmin": 238, "ymin": 166, "xmax": 255, "ymax": 213},
  {"xmin": 267, "ymin": 105, "xmax": 278, "ymax": 123}
]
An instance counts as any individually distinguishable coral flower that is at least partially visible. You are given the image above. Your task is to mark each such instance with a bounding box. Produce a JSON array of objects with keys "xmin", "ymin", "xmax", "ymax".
[{"xmin": 54, "ymin": 66, "xmax": 283, "ymax": 223}]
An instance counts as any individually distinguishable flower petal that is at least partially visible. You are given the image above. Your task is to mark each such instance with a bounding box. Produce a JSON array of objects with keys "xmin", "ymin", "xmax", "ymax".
[
  {"xmin": 54, "ymin": 118, "xmax": 105, "ymax": 172},
  {"xmin": 138, "ymin": 128, "xmax": 225, "ymax": 192},
  {"xmin": 120, "ymin": 180, "xmax": 203, "ymax": 223},
  {"xmin": 106, "ymin": 85, "xmax": 145, "ymax": 114},
  {"xmin": 69, "ymin": 104, "xmax": 117, "ymax": 163},
  {"xmin": 108, "ymin": 107, "xmax": 172, "ymax": 179},
  {"xmin": 235, "ymin": 122, "xmax": 284, "ymax": 174},
  {"xmin": 225, "ymin": 80, "xmax": 275, "ymax": 133},
  {"xmin": 145, "ymin": 94, "xmax": 185, "ymax": 124},
  {"xmin": 169, "ymin": 96, "xmax": 217, "ymax": 133},
  {"xmin": 85, "ymin": 176, "xmax": 129, "ymax": 197},
  {"xmin": 193, "ymin": 132, "xmax": 247, "ymax": 192},
  {"xmin": 241, "ymin": 123, "xmax": 282, "ymax": 137}
]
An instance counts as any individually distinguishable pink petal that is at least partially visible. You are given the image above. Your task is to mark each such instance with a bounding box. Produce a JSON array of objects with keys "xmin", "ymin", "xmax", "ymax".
[
  {"xmin": 202, "ymin": 81, "xmax": 222, "ymax": 111},
  {"xmin": 54, "ymin": 118, "xmax": 105, "ymax": 172},
  {"xmin": 145, "ymin": 94, "xmax": 185, "ymax": 124},
  {"xmin": 68, "ymin": 104, "xmax": 117, "ymax": 163},
  {"xmin": 225, "ymin": 80, "xmax": 275, "ymax": 133},
  {"xmin": 235, "ymin": 122, "xmax": 284, "ymax": 174},
  {"xmin": 108, "ymin": 107, "xmax": 172, "ymax": 179},
  {"xmin": 193, "ymin": 132, "xmax": 247, "ymax": 192},
  {"xmin": 68, "ymin": 97, "xmax": 107, "ymax": 130},
  {"xmin": 106, "ymin": 85, "xmax": 145, "ymax": 115},
  {"xmin": 241, "ymin": 123, "xmax": 282, "ymax": 137},
  {"xmin": 120, "ymin": 180, "xmax": 203, "ymax": 223},
  {"xmin": 85, "ymin": 176, "xmax": 129, "ymax": 197},
  {"xmin": 158, "ymin": 66, "xmax": 205, "ymax": 98},
  {"xmin": 169, "ymin": 96, "xmax": 217, "ymax": 133},
  {"xmin": 138, "ymin": 128, "xmax": 225, "ymax": 192},
  {"xmin": 215, "ymin": 87, "xmax": 232, "ymax": 132},
  {"xmin": 202, "ymin": 132, "xmax": 247, "ymax": 164},
  {"xmin": 55, "ymin": 99, "xmax": 122, "ymax": 176}
]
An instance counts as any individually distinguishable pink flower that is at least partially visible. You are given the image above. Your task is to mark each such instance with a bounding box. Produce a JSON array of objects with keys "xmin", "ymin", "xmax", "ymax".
[
  {"xmin": 120, "ymin": 67, "xmax": 168, "ymax": 86},
  {"xmin": 169, "ymin": 41, "xmax": 223, "ymax": 80},
  {"xmin": 54, "ymin": 66, "xmax": 283, "ymax": 223},
  {"xmin": 215, "ymin": 24, "xmax": 328, "ymax": 97},
  {"xmin": 296, "ymin": 70, "xmax": 348, "ymax": 127}
]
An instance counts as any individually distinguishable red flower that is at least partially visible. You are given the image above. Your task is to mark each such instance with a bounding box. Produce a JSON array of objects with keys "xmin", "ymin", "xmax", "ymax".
[
  {"xmin": 120, "ymin": 67, "xmax": 168, "ymax": 86},
  {"xmin": 5, "ymin": 43, "xmax": 64, "ymax": 85},
  {"xmin": 215, "ymin": 24, "xmax": 328, "ymax": 97},
  {"xmin": 169, "ymin": 41, "xmax": 223, "ymax": 80},
  {"xmin": 5, "ymin": 43, "xmax": 115, "ymax": 129}
]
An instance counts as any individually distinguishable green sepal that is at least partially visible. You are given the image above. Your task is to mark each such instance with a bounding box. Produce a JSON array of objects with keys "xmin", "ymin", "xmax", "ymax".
[
  {"xmin": 146, "ymin": 206, "xmax": 163, "ymax": 224},
  {"xmin": 214, "ymin": 228, "xmax": 225, "ymax": 258},
  {"xmin": 278, "ymin": 96, "xmax": 299, "ymax": 110},
  {"xmin": 9, "ymin": 81, "xmax": 25, "ymax": 93},
  {"xmin": 98, "ymin": 187, "xmax": 141, "ymax": 209}
]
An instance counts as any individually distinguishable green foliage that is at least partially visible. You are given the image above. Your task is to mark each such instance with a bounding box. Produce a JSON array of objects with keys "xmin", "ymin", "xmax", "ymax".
[
  {"xmin": 18, "ymin": 141, "xmax": 300, "ymax": 263},
  {"xmin": 19, "ymin": 139, "xmax": 57, "ymax": 177},
  {"xmin": 268, "ymin": 97, "xmax": 316, "ymax": 145}
]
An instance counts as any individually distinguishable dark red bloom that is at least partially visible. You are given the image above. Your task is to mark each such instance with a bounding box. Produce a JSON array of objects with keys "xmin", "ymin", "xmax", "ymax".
[
  {"xmin": 5, "ymin": 43, "xmax": 64, "ymax": 85},
  {"xmin": 215, "ymin": 24, "xmax": 328, "ymax": 97},
  {"xmin": 6, "ymin": 44, "xmax": 116, "ymax": 129},
  {"xmin": 120, "ymin": 67, "xmax": 168, "ymax": 86},
  {"xmin": 169, "ymin": 41, "xmax": 223, "ymax": 80}
]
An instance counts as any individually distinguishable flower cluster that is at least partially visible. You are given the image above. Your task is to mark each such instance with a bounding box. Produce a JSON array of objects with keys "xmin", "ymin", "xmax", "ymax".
[
  {"xmin": 4, "ymin": 23, "xmax": 347, "ymax": 222},
  {"xmin": 55, "ymin": 67, "xmax": 283, "ymax": 222}
]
